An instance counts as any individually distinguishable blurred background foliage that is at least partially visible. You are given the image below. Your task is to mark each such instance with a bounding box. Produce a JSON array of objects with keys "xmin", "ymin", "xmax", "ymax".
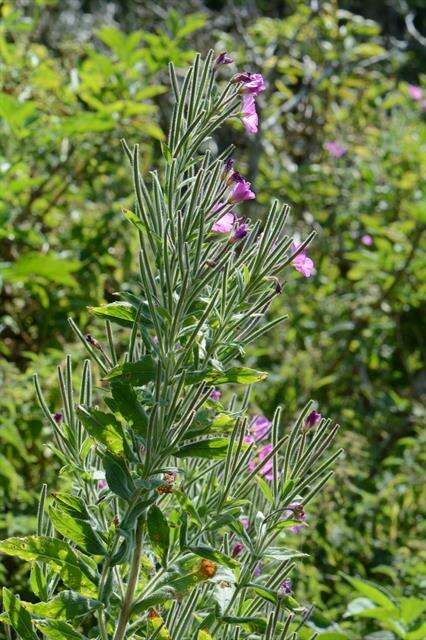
[{"xmin": 0, "ymin": 0, "xmax": 425, "ymax": 638}]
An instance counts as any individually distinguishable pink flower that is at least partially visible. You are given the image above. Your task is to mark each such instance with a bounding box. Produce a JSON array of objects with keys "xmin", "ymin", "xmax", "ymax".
[
  {"xmin": 248, "ymin": 443, "xmax": 273, "ymax": 481},
  {"xmin": 291, "ymin": 242, "xmax": 314, "ymax": 278},
  {"xmin": 282, "ymin": 502, "xmax": 307, "ymax": 534},
  {"xmin": 98, "ymin": 479, "xmax": 107, "ymax": 491},
  {"xmin": 325, "ymin": 141, "xmax": 346, "ymax": 158},
  {"xmin": 361, "ymin": 234, "xmax": 373, "ymax": 246},
  {"xmin": 212, "ymin": 212, "xmax": 235, "ymax": 233},
  {"xmin": 231, "ymin": 221, "xmax": 249, "ymax": 242},
  {"xmin": 53, "ymin": 412, "xmax": 63, "ymax": 424},
  {"xmin": 229, "ymin": 173, "xmax": 255, "ymax": 203},
  {"xmin": 234, "ymin": 72, "xmax": 266, "ymax": 96},
  {"xmin": 231, "ymin": 542, "xmax": 244, "ymax": 558},
  {"xmin": 210, "ymin": 389, "xmax": 222, "ymax": 401},
  {"xmin": 241, "ymin": 94, "xmax": 258, "ymax": 134},
  {"xmin": 214, "ymin": 51, "xmax": 233, "ymax": 68},
  {"xmin": 278, "ymin": 578, "xmax": 292, "ymax": 596},
  {"xmin": 244, "ymin": 415, "xmax": 271, "ymax": 444},
  {"xmin": 240, "ymin": 516, "xmax": 249, "ymax": 530},
  {"xmin": 253, "ymin": 562, "xmax": 262, "ymax": 577},
  {"xmin": 305, "ymin": 410, "xmax": 321, "ymax": 428},
  {"xmin": 408, "ymin": 84, "xmax": 422, "ymax": 101}
]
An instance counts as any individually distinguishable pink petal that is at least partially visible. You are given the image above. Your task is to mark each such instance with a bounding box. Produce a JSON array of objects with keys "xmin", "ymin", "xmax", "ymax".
[{"xmin": 212, "ymin": 212, "xmax": 235, "ymax": 233}]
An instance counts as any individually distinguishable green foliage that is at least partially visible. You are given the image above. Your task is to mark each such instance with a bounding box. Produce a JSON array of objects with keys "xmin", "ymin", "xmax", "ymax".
[{"xmin": 0, "ymin": 1, "xmax": 424, "ymax": 638}]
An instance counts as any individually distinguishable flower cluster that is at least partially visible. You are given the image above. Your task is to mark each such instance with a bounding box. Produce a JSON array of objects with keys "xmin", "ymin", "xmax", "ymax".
[
  {"xmin": 233, "ymin": 71, "xmax": 266, "ymax": 135},
  {"xmin": 211, "ymin": 163, "xmax": 255, "ymax": 240},
  {"xmin": 247, "ymin": 414, "xmax": 273, "ymax": 480}
]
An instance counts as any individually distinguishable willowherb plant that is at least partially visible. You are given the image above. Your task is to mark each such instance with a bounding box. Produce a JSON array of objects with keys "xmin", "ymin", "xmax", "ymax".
[{"xmin": 0, "ymin": 51, "xmax": 342, "ymax": 640}]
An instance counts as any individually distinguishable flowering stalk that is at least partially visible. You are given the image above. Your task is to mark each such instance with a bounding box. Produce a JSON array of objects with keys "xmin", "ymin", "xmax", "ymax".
[{"xmin": 0, "ymin": 52, "xmax": 341, "ymax": 640}]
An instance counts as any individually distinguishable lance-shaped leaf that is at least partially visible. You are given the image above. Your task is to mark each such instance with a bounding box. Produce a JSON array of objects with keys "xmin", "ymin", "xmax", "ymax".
[
  {"xmin": 133, "ymin": 568, "xmax": 214, "ymax": 615},
  {"xmin": 174, "ymin": 437, "xmax": 231, "ymax": 460},
  {"xmin": 106, "ymin": 381, "xmax": 148, "ymax": 435},
  {"xmin": 34, "ymin": 618, "xmax": 88, "ymax": 639},
  {"xmin": 77, "ymin": 406, "xmax": 125, "ymax": 455},
  {"xmin": 88, "ymin": 300, "xmax": 151, "ymax": 328},
  {"xmin": 188, "ymin": 544, "xmax": 239, "ymax": 570},
  {"xmin": 147, "ymin": 505, "xmax": 170, "ymax": 567},
  {"xmin": 222, "ymin": 616, "xmax": 268, "ymax": 633},
  {"xmin": 103, "ymin": 356, "xmax": 156, "ymax": 386},
  {"xmin": 2, "ymin": 588, "xmax": 38, "ymax": 640},
  {"xmin": 0, "ymin": 536, "xmax": 98, "ymax": 597},
  {"xmin": 103, "ymin": 452, "xmax": 135, "ymax": 500},
  {"xmin": 48, "ymin": 507, "xmax": 106, "ymax": 556},
  {"xmin": 51, "ymin": 493, "xmax": 90, "ymax": 521},
  {"xmin": 147, "ymin": 610, "xmax": 172, "ymax": 639},
  {"xmin": 186, "ymin": 367, "xmax": 267, "ymax": 385},
  {"xmin": 184, "ymin": 411, "xmax": 235, "ymax": 439},
  {"xmin": 23, "ymin": 590, "xmax": 103, "ymax": 621}
]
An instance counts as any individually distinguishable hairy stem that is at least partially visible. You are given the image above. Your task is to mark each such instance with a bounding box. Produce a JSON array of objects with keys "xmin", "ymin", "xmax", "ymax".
[{"xmin": 113, "ymin": 517, "xmax": 144, "ymax": 640}]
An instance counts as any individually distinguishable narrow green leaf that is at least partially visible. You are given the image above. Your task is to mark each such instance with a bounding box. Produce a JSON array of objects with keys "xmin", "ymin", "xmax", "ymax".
[
  {"xmin": 0, "ymin": 536, "xmax": 98, "ymax": 597},
  {"xmin": 103, "ymin": 356, "xmax": 156, "ymax": 386},
  {"xmin": 222, "ymin": 616, "xmax": 267, "ymax": 633},
  {"xmin": 343, "ymin": 575, "xmax": 396, "ymax": 609},
  {"xmin": 48, "ymin": 506, "xmax": 106, "ymax": 555},
  {"xmin": 147, "ymin": 505, "xmax": 170, "ymax": 567},
  {"xmin": 186, "ymin": 367, "xmax": 267, "ymax": 385},
  {"xmin": 34, "ymin": 618, "xmax": 88, "ymax": 639},
  {"xmin": 174, "ymin": 437, "xmax": 231, "ymax": 460},
  {"xmin": 24, "ymin": 591, "xmax": 102, "ymax": 620},
  {"xmin": 2, "ymin": 588, "xmax": 38, "ymax": 640},
  {"xmin": 106, "ymin": 381, "xmax": 148, "ymax": 435},
  {"xmin": 188, "ymin": 544, "xmax": 239, "ymax": 569},
  {"xmin": 77, "ymin": 406, "xmax": 125, "ymax": 455},
  {"xmin": 51, "ymin": 493, "xmax": 90, "ymax": 520},
  {"xmin": 103, "ymin": 452, "xmax": 135, "ymax": 500},
  {"xmin": 88, "ymin": 301, "xmax": 143, "ymax": 328}
]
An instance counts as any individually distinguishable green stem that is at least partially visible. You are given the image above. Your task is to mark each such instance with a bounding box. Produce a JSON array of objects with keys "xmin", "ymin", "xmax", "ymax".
[{"xmin": 113, "ymin": 516, "xmax": 144, "ymax": 640}]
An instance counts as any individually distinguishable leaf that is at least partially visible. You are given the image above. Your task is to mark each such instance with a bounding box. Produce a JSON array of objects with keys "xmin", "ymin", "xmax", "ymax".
[
  {"xmin": 34, "ymin": 618, "xmax": 87, "ymax": 639},
  {"xmin": 407, "ymin": 623, "xmax": 426, "ymax": 640},
  {"xmin": 104, "ymin": 356, "xmax": 156, "ymax": 386},
  {"xmin": 147, "ymin": 505, "xmax": 170, "ymax": 567},
  {"xmin": 48, "ymin": 506, "xmax": 106, "ymax": 555},
  {"xmin": 88, "ymin": 301, "xmax": 140, "ymax": 328},
  {"xmin": 1, "ymin": 252, "xmax": 79, "ymax": 286},
  {"xmin": 29, "ymin": 562, "xmax": 48, "ymax": 600},
  {"xmin": 248, "ymin": 582, "xmax": 277, "ymax": 605},
  {"xmin": 77, "ymin": 406, "xmax": 125, "ymax": 455},
  {"xmin": 256, "ymin": 474, "xmax": 274, "ymax": 503},
  {"xmin": 186, "ymin": 367, "xmax": 267, "ymax": 385},
  {"xmin": 132, "ymin": 587, "xmax": 177, "ymax": 614},
  {"xmin": 106, "ymin": 381, "xmax": 148, "ymax": 435},
  {"xmin": 160, "ymin": 141, "xmax": 173, "ymax": 164},
  {"xmin": 343, "ymin": 575, "xmax": 396, "ymax": 609},
  {"xmin": 0, "ymin": 536, "xmax": 98, "ymax": 597},
  {"xmin": 188, "ymin": 544, "xmax": 239, "ymax": 569},
  {"xmin": 103, "ymin": 452, "xmax": 135, "ymax": 500},
  {"xmin": 400, "ymin": 597, "xmax": 426, "ymax": 625},
  {"xmin": 2, "ymin": 588, "xmax": 38, "ymax": 640},
  {"xmin": 174, "ymin": 437, "xmax": 231, "ymax": 460},
  {"xmin": 175, "ymin": 490, "xmax": 202, "ymax": 526},
  {"xmin": 122, "ymin": 207, "xmax": 148, "ymax": 234},
  {"xmin": 222, "ymin": 616, "xmax": 267, "ymax": 633},
  {"xmin": 24, "ymin": 591, "xmax": 102, "ymax": 620},
  {"xmin": 51, "ymin": 494, "xmax": 90, "ymax": 520}
]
